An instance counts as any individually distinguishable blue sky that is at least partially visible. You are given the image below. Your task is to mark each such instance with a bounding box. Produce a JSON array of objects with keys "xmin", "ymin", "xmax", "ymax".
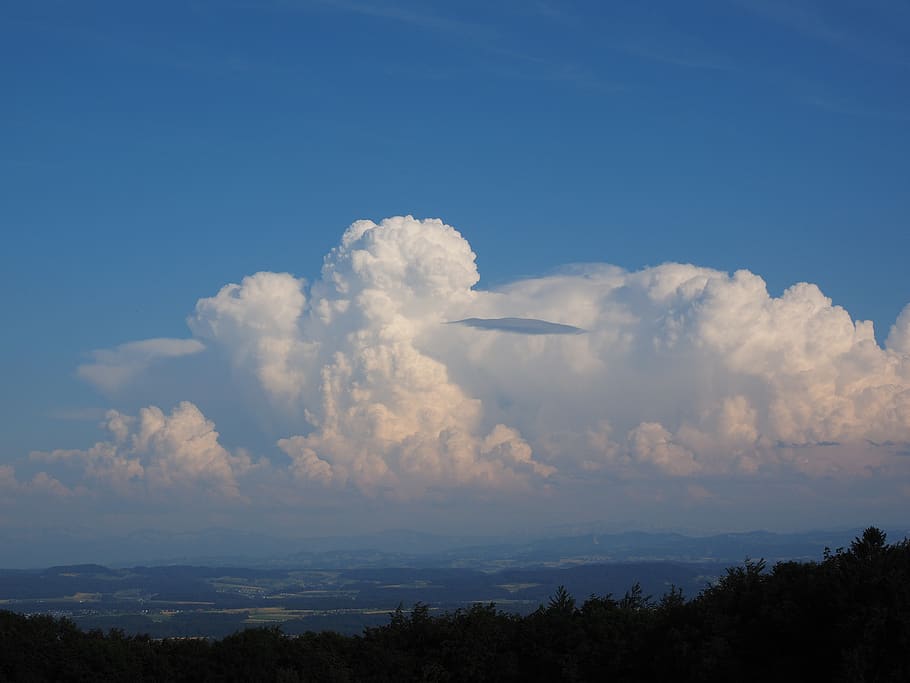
[{"xmin": 2, "ymin": 1, "xmax": 909, "ymax": 544}]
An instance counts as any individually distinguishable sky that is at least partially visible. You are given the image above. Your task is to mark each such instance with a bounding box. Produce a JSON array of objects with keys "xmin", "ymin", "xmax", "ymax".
[{"xmin": 2, "ymin": 0, "xmax": 909, "ymax": 545}]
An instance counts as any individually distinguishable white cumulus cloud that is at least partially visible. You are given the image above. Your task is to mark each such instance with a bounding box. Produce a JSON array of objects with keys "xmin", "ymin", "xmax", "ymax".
[
  {"xmin": 189, "ymin": 272, "xmax": 309, "ymax": 404},
  {"xmin": 194, "ymin": 216, "xmax": 554, "ymax": 497},
  {"xmin": 0, "ymin": 464, "xmax": 74, "ymax": 499},
  {"xmin": 31, "ymin": 402, "xmax": 252, "ymax": 499},
  {"xmin": 63, "ymin": 216, "xmax": 910, "ymax": 502}
]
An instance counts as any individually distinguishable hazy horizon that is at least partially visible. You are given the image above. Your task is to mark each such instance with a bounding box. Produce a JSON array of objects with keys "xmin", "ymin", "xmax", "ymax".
[{"xmin": 3, "ymin": 521, "xmax": 905, "ymax": 570}]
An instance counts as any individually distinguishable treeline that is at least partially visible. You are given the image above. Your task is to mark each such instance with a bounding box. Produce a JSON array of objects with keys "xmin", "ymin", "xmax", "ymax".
[{"xmin": 1, "ymin": 527, "xmax": 908, "ymax": 682}]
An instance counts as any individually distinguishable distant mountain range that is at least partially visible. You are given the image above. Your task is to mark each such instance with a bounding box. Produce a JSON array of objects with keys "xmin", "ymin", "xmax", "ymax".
[{"xmin": 1, "ymin": 525, "xmax": 905, "ymax": 570}]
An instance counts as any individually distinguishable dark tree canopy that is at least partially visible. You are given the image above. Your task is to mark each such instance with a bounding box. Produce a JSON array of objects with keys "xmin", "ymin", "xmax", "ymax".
[{"xmin": 1, "ymin": 526, "xmax": 908, "ymax": 682}]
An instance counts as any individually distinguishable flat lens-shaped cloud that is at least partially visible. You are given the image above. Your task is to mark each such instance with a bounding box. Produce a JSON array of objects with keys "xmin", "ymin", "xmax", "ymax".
[{"xmin": 448, "ymin": 317, "xmax": 585, "ymax": 335}]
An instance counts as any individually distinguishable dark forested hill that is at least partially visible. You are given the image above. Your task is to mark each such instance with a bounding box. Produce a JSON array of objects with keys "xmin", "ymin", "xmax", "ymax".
[{"xmin": 0, "ymin": 527, "xmax": 908, "ymax": 681}]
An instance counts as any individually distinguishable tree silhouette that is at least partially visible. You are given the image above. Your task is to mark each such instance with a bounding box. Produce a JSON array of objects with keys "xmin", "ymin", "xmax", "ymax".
[{"xmin": 0, "ymin": 527, "xmax": 908, "ymax": 681}]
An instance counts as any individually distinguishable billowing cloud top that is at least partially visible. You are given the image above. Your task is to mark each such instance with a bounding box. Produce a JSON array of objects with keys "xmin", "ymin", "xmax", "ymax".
[
  {"xmin": 32, "ymin": 402, "xmax": 251, "ymax": 499},
  {"xmin": 44, "ymin": 216, "xmax": 910, "ymax": 505}
]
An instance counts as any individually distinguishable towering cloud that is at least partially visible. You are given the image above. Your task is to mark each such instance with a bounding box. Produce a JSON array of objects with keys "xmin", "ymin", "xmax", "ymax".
[
  {"xmin": 64, "ymin": 216, "xmax": 910, "ymax": 501},
  {"xmin": 189, "ymin": 272, "xmax": 309, "ymax": 403},
  {"xmin": 192, "ymin": 217, "xmax": 550, "ymax": 496},
  {"xmin": 887, "ymin": 304, "xmax": 910, "ymax": 356}
]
